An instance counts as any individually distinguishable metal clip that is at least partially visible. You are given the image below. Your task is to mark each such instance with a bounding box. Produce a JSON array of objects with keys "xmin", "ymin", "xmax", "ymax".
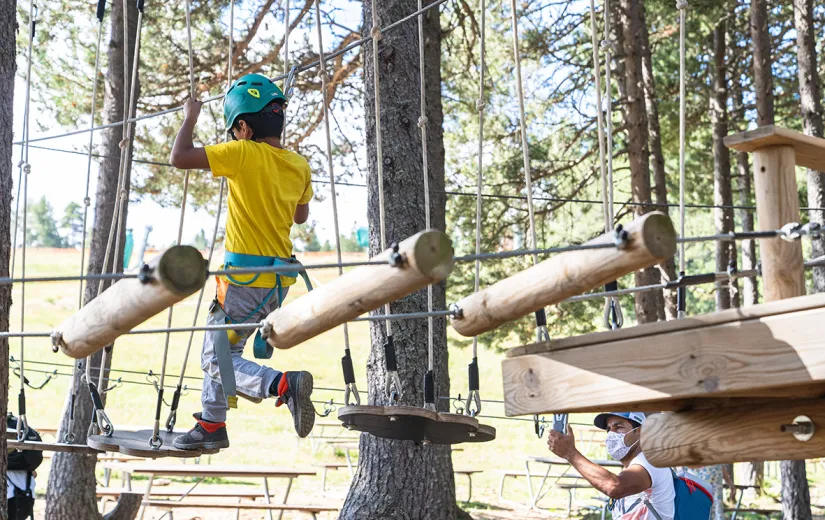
[
  {"xmin": 388, "ymin": 242, "xmax": 404, "ymax": 268},
  {"xmin": 466, "ymin": 390, "xmax": 481, "ymax": 417},
  {"xmin": 449, "ymin": 303, "xmax": 463, "ymax": 320},
  {"xmin": 344, "ymin": 382, "xmax": 361, "ymax": 406},
  {"xmin": 96, "ymin": 409, "xmax": 114, "ymax": 437},
  {"xmin": 149, "ymin": 433, "xmax": 163, "ymax": 449},
  {"xmin": 603, "ymin": 297, "xmax": 624, "ymax": 330},
  {"xmin": 536, "ymin": 325, "xmax": 550, "ymax": 343},
  {"xmin": 534, "ymin": 415, "xmax": 547, "ymax": 439},
  {"xmin": 138, "ymin": 263, "xmax": 154, "ymax": 284},
  {"xmin": 613, "ymin": 224, "xmax": 629, "ymax": 249},
  {"xmin": 284, "ymin": 64, "xmax": 298, "ymax": 102},
  {"xmin": 386, "ymin": 371, "xmax": 403, "ymax": 403}
]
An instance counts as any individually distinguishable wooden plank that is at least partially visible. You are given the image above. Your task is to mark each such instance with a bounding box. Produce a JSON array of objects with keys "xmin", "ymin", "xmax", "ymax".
[
  {"xmin": 451, "ymin": 212, "xmax": 676, "ymax": 337},
  {"xmin": 7, "ymin": 440, "xmax": 102, "ymax": 454},
  {"xmin": 507, "ymin": 292, "xmax": 825, "ymax": 358},
  {"xmin": 501, "ymin": 303, "xmax": 825, "ymax": 416},
  {"xmin": 97, "ymin": 488, "xmax": 268, "ymax": 498},
  {"xmin": 143, "ymin": 500, "xmax": 340, "ymax": 512},
  {"xmin": 263, "ymin": 230, "xmax": 453, "ymax": 350},
  {"xmin": 724, "ymin": 125, "xmax": 825, "ymax": 172},
  {"xmin": 55, "ymin": 246, "xmax": 207, "ymax": 359},
  {"xmin": 642, "ymin": 400, "xmax": 825, "ymax": 466},
  {"xmin": 103, "ymin": 463, "xmax": 316, "ymax": 478}
]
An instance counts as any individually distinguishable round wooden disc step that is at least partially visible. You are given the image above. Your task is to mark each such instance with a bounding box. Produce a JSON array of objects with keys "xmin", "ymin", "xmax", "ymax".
[
  {"xmin": 424, "ymin": 413, "xmax": 479, "ymax": 445},
  {"xmin": 338, "ymin": 405, "xmax": 437, "ymax": 442},
  {"xmin": 88, "ymin": 429, "xmax": 212, "ymax": 458}
]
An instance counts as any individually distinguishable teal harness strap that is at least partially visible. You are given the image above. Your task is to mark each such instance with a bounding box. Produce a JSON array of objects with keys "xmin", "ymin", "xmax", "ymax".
[
  {"xmin": 221, "ymin": 251, "xmax": 313, "ymax": 360},
  {"xmin": 209, "ymin": 302, "xmax": 238, "ymax": 409}
]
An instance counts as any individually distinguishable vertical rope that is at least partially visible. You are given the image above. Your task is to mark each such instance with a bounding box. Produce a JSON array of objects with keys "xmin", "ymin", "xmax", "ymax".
[
  {"xmin": 314, "ymin": 0, "xmax": 359, "ymax": 406},
  {"xmin": 588, "ymin": 0, "xmax": 609, "ymax": 234},
  {"xmin": 509, "ymin": 0, "xmax": 548, "ymax": 342},
  {"xmin": 677, "ymin": 0, "xmax": 688, "ymax": 319},
  {"xmin": 14, "ymin": 0, "xmax": 36, "ymax": 440},
  {"xmin": 66, "ymin": 0, "xmax": 107, "ymax": 444},
  {"xmin": 416, "ymin": 0, "xmax": 433, "ymax": 375},
  {"xmin": 466, "ymin": 0, "xmax": 487, "ymax": 417},
  {"xmin": 370, "ymin": 1, "xmax": 390, "ymax": 335},
  {"xmin": 603, "ymin": 0, "xmax": 615, "ymax": 226},
  {"xmin": 167, "ymin": 0, "xmax": 233, "ymax": 431},
  {"xmin": 282, "ymin": 0, "xmax": 291, "ymax": 144},
  {"xmin": 185, "ymin": 0, "xmax": 195, "ymax": 99}
]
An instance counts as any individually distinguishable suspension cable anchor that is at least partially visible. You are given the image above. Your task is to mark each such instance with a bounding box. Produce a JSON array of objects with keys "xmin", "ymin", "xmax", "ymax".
[
  {"xmin": 613, "ymin": 224, "xmax": 629, "ymax": 249},
  {"xmin": 388, "ymin": 242, "xmax": 405, "ymax": 268},
  {"xmin": 137, "ymin": 263, "xmax": 154, "ymax": 284},
  {"xmin": 449, "ymin": 303, "xmax": 464, "ymax": 319}
]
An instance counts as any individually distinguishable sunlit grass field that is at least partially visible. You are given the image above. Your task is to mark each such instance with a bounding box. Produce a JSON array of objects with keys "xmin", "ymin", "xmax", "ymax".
[{"xmin": 9, "ymin": 248, "xmax": 825, "ymax": 518}]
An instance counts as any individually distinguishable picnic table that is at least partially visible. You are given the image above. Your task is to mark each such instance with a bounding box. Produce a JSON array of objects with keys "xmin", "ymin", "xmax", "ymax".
[
  {"xmin": 309, "ymin": 420, "xmax": 359, "ymax": 453},
  {"xmin": 102, "ymin": 462, "xmax": 316, "ymax": 520},
  {"xmin": 524, "ymin": 456, "xmax": 622, "ymax": 512}
]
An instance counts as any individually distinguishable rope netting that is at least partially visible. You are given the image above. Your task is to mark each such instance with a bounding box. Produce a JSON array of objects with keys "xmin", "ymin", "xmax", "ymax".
[{"xmin": 5, "ymin": 0, "xmax": 820, "ymax": 445}]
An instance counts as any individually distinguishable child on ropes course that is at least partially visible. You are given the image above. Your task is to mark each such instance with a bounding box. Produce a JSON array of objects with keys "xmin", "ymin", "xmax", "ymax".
[{"xmin": 168, "ymin": 73, "xmax": 315, "ymax": 450}]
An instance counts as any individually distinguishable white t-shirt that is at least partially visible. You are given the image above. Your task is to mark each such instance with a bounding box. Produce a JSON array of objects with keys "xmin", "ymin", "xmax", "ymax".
[
  {"xmin": 610, "ymin": 453, "xmax": 675, "ymax": 520},
  {"xmin": 7, "ymin": 471, "xmax": 35, "ymax": 499}
]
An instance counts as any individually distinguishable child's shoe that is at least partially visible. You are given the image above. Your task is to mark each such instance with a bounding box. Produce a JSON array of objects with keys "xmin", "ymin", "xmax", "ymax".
[
  {"xmin": 275, "ymin": 371, "xmax": 315, "ymax": 438},
  {"xmin": 173, "ymin": 413, "xmax": 230, "ymax": 450}
]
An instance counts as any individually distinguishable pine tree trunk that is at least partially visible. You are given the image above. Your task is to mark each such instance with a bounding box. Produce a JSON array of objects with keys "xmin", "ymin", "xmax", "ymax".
[
  {"xmin": 0, "ymin": 0, "xmax": 17, "ymax": 515},
  {"xmin": 795, "ymin": 0, "xmax": 825, "ymax": 292},
  {"xmin": 45, "ymin": 0, "xmax": 139, "ymax": 517},
  {"xmin": 750, "ymin": 0, "xmax": 773, "ymax": 127},
  {"xmin": 731, "ymin": 78, "xmax": 758, "ymax": 307},
  {"xmin": 711, "ymin": 21, "xmax": 737, "ymax": 311},
  {"xmin": 339, "ymin": 1, "xmax": 454, "ymax": 518},
  {"xmin": 617, "ymin": 0, "xmax": 660, "ymax": 324},
  {"xmin": 638, "ymin": 3, "xmax": 676, "ymax": 320},
  {"xmin": 781, "ymin": 460, "xmax": 812, "ymax": 519}
]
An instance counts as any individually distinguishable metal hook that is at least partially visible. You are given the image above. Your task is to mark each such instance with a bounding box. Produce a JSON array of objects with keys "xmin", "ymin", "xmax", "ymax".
[
  {"xmin": 344, "ymin": 382, "xmax": 361, "ymax": 406},
  {"xmin": 534, "ymin": 414, "xmax": 547, "ymax": 439},
  {"xmin": 603, "ymin": 297, "xmax": 623, "ymax": 330},
  {"xmin": 96, "ymin": 409, "xmax": 114, "ymax": 437},
  {"xmin": 314, "ymin": 399, "xmax": 337, "ymax": 418},
  {"xmin": 16, "ymin": 415, "xmax": 30, "ymax": 442},
  {"xmin": 465, "ymin": 389, "xmax": 482, "ymax": 417},
  {"xmin": 102, "ymin": 377, "xmax": 122, "ymax": 394},
  {"xmin": 385, "ymin": 371, "xmax": 403, "ymax": 403},
  {"xmin": 452, "ymin": 394, "xmax": 466, "ymax": 416},
  {"xmin": 149, "ymin": 434, "xmax": 163, "ymax": 449}
]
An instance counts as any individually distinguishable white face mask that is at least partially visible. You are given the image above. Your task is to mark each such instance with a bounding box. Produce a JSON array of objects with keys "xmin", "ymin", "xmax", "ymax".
[{"xmin": 606, "ymin": 429, "xmax": 639, "ymax": 461}]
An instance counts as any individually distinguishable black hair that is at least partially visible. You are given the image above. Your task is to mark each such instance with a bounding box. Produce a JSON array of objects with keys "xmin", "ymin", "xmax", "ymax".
[{"xmin": 232, "ymin": 100, "xmax": 285, "ymax": 140}]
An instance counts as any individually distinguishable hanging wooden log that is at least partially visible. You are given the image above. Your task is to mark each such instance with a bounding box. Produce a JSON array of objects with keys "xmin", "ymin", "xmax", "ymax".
[
  {"xmin": 450, "ymin": 212, "xmax": 676, "ymax": 338},
  {"xmin": 262, "ymin": 230, "xmax": 453, "ymax": 350},
  {"xmin": 54, "ymin": 246, "xmax": 208, "ymax": 359}
]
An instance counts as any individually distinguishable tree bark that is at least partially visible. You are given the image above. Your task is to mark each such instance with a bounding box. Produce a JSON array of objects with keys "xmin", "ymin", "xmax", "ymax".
[
  {"xmin": 45, "ymin": 0, "xmax": 139, "ymax": 516},
  {"xmin": 781, "ymin": 461, "xmax": 812, "ymax": 519},
  {"xmin": 795, "ymin": 0, "xmax": 825, "ymax": 292},
  {"xmin": 617, "ymin": 0, "xmax": 661, "ymax": 324},
  {"xmin": 339, "ymin": 1, "xmax": 453, "ymax": 519},
  {"xmin": 731, "ymin": 76, "xmax": 758, "ymax": 307},
  {"xmin": 638, "ymin": 2, "xmax": 676, "ymax": 320},
  {"xmin": 750, "ymin": 0, "xmax": 773, "ymax": 126},
  {"xmin": 711, "ymin": 21, "xmax": 737, "ymax": 310},
  {"xmin": 0, "ymin": 0, "xmax": 17, "ymax": 515},
  {"xmin": 102, "ymin": 493, "xmax": 141, "ymax": 520}
]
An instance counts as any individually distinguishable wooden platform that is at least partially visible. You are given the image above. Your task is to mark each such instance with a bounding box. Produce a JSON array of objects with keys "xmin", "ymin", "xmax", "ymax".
[
  {"xmin": 502, "ymin": 292, "xmax": 825, "ymax": 416},
  {"xmin": 724, "ymin": 125, "xmax": 825, "ymax": 172}
]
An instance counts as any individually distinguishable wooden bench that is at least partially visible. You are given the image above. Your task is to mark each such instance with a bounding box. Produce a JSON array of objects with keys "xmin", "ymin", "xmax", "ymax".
[
  {"xmin": 143, "ymin": 499, "xmax": 340, "ymax": 519},
  {"xmin": 313, "ymin": 463, "xmax": 355, "ymax": 493},
  {"xmin": 557, "ymin": 483, "xmax": 596, "ymax": 516},
  {"xmin": 98, "ymin": 488, "xmax": 267, "ymax": 499},
  {"xmin": 454, "ymin": 469, "xmax": 482, "ymax": 503},
  {"xmin": 496, "ymin": 470, "xmax": 585, "ymax": 507}
]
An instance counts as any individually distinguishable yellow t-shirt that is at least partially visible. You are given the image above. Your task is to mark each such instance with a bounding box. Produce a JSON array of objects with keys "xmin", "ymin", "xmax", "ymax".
[{"xmin": 204, "ymin": 140, "xmax": 313, "ymax": 288}]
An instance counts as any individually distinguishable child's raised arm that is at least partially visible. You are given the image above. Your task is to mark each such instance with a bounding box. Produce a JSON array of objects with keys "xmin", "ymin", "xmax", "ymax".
[{"xmin": 170, "ymin": 98, "xmax": 210, "ymax": 170}]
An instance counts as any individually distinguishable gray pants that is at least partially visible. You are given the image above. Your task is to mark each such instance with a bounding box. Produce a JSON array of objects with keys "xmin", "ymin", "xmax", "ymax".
[{"xmin": 200, "ymin": 283, "xmax": 288, "ymax": 423}]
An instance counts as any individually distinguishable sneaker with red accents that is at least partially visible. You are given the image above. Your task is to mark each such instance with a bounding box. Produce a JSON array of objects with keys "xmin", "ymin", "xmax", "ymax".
[
  {"xmin": 275, "ymin": 371, "xmax": 315, "ymax": 438},
  {"xmin": 173, "ymin": 412, "xmax": 230, "ymax": 450}
]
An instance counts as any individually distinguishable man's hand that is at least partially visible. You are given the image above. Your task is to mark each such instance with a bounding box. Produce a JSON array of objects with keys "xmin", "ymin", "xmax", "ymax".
[
  {"xmin": 183, "ymin": 98, "xmax": 203, "ymax": 121},
  {"xmin": 547, "ymin": 424, "xmax": 577, "ymax": 461}
]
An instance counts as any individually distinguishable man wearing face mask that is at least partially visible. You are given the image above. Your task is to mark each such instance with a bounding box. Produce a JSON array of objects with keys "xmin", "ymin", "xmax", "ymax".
[{"xmin": 547, "ymin": 412, "xmax": 675, "ymax": 520}]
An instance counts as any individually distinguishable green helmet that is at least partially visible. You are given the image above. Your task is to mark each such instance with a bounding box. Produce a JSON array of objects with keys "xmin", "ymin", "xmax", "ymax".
[{"xmin": 223, "ymin": 73, "xmax": 287, "ymax": 130}]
